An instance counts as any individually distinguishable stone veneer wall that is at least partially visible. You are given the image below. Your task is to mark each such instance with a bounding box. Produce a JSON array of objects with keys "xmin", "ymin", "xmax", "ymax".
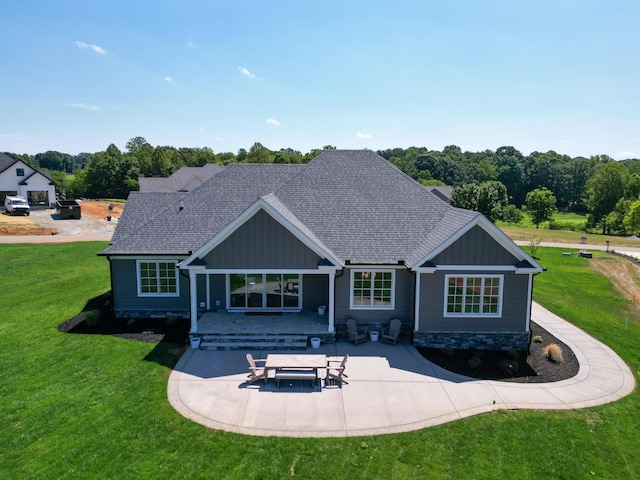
[
  {"xmin": 114, "ymin": 309, "xmax": 190, "ymax": 319},
  {"xmin": 413, "ymin": 331, "xmax": 530, "ymax": 351}
]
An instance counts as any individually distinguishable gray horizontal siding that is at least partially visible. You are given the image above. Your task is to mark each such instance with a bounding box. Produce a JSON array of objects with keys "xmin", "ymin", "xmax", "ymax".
[
  {"xmin": 433, "ymin": 225, "xmax": 518, "ymax": 265},
  {"xmin": 203, "ymin": 209, "xmax": 322, "ymax": 269},
  {"xmin": 334, "ymin": 268, "xmax": 414, "ymax": 327},
  {"xmin": 418, "ymin": 270, "xmax": 529, "ymax": 333},
  {"xmin": 110, "ymin": 258, "xmax": 190, "ymax": 316}
]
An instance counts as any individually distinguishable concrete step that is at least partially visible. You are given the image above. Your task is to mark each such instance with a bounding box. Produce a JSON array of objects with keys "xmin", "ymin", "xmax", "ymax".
[
  {"xmin": 200, "ymin": 340, "xmax": 308, "ymax": 351},
  {"xmin": 195, "ymin": 333, "xmax": 310, "ymax": 350},
  {"xmin": 200, "ymin": 334, "xmax": 309, "ymax": 343}
]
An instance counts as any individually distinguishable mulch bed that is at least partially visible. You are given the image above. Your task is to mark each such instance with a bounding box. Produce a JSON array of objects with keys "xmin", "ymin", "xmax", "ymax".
[
  {"xmin": 416, "ymin": 322, "xmax": 579, "ymax": 383},
  {"xmin": 57, "ymin": 293, "xmax": 189, "ymax": 345},
  {"xmin": 60, "ymin": 295, "xmax": 579, "ymax": 383}
]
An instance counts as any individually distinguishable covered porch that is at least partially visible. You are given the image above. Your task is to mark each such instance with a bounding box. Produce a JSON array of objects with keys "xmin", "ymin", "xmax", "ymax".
[
  {"xmin": 196, "ymin": 310, "xmax": 331, "ymax": 335},
  {"xmin": 191, "ymin": 310, "xmax": 337, "ymax": 350}
]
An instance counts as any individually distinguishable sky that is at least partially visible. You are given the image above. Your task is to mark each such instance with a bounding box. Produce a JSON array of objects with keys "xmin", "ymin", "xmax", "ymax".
[{"xmin": 0, "ymin": 1, "xmax": 638, "ymax": 159}]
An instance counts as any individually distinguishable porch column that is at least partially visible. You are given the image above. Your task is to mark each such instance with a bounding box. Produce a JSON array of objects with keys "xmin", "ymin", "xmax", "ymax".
[
  {"xmin": 327, "ymin": 271, "xmax": 335, "ymax": 333},
  {"xmin": 189, "ymin": 270, "xmax": 198, "ymax": 333}
]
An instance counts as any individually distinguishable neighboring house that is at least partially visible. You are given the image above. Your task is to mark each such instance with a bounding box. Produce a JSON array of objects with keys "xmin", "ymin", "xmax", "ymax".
[
  {"xmin": 100, "ymin": 150, "xmax": 542, "ymax": 350},
  {"xmin": 426, "ymin": 185, "xmax": 453, "ymax": 203},
  {"xmin": 0, "ymin": 152, "xmax": 56, "ymax": 207},
  {"xmin": 138, "ymin": 164, "xmax": 224, "ymax": 192}
]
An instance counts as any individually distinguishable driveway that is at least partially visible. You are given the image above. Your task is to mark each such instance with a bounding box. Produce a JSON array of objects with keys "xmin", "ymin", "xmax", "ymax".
[
  {"xmin": 0, "ymin": 205, "xmax": 115, "ymax": 243},
  {"xmin": 167, "ymin": 303, "xmax": 635, "ymax": 437}
]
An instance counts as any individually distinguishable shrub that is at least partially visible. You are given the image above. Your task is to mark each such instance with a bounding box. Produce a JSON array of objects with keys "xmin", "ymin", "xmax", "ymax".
[
  {"xmin": 166, "ymin": 317, "xmax": 178, "ymax": 327},
  {"xmin": 442, "ymin": 346, "xmax": 455, "ymax": 358},
  {"xmin": 543, "ymin": 343, "xmax": 564, "ymax": 363},
  {"xmin": 533, "ymin": 335, "xmax": 543, "ymax": 343},
  {"xmin": 84, "ymin": 310, "xmax": 101, "ymax": 328},
  {"xmin": 468, "ymin": 355, "xmax": 482, "ymax": 370},
  {"xmin": 528, "ymin": 237, "xmax": 540, "ymax": 258},
  {"xmin": 548, "ymin": 220, "xmax": 588, "ymax": 232},
  {"xmin": 499, "ymin": 359, "xmax": 519, "ymax": 375},
  {"xmin": 506, "ymin": 349, "xmax": 520, "ymax": 361}
]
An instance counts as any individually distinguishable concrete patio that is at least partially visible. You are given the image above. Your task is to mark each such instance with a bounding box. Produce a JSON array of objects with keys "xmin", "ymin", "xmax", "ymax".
[{"xmin": 168, "ymin": 302, "xmax": 636, "ymax": 437}]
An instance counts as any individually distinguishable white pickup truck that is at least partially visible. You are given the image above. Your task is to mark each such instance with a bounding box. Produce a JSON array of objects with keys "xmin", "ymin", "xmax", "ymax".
[{"xmin": 4, "ymin": 195, "xmax": 30, "ymax": 216}]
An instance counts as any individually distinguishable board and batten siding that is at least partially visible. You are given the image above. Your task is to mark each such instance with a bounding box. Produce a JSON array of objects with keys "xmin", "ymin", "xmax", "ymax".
[
  {"xmin": 432, "ymin": 225, "xmax": 518, "ymax": 266},
  {"xmin": 202, "ymin": 209, "xmax": 323, "ymax": 269},
  {"xmin": 334, "ymin": 268, "xmax": 414, "ymax": 326},
  {"xmin": 110, "ymin": 258, "xmax": 190, "ymax": 316},
  {"xmin": 418, "ymin": 270, "xmax": 529, "ymax": 332}
]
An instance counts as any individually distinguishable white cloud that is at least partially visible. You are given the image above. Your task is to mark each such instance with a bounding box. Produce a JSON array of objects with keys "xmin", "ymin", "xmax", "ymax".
[
  {"xmin": 239, "ymin": 67, "xmax": 256, "ymax": 78},
  {"xmin": 75, "ymin": 41, "xmax": 107, "ymax": 55},
  {"xmin": 186, "ymin": 40, "xmax": 197, "ymax": 48},
  {"xmin": 164, "ymin": 76, "xmax": 175, "ymax": 83},
  {"xmin": 266, "ymin": 118, "xmax": 281, "ymax": 126},
  {"xmin": 62, "ymin": 103, "xmax": 100, "ymax": 112},
  {"xmin": 356, "ymin": 132, "xmax": 372, "ymax": 139}
]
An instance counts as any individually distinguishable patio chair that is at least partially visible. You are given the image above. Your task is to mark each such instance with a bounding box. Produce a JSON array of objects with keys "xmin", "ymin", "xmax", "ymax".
[
  {"xmin": 246, "ymin": 353, "xmax": 268, "ymax": 384},
  {"xmin": 346, "ymin": 318, "xmax": 367, "ymax": 345},
  {"xmin": 325, "ymin": 354, "xmax": 349, "ymax": 386},
  {"xmin": 381, "ymin": 318, "xmax": 402, "ymax": 345}
]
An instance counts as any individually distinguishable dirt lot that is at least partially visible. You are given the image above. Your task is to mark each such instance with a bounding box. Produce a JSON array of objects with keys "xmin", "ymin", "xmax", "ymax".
[
  {"xmin": 0, "ymin": 200, "xmax": 125, "ymax": 236},
  {"xmin": 590, "ymin": 255, "xmax": 640, "ymax": 317}
]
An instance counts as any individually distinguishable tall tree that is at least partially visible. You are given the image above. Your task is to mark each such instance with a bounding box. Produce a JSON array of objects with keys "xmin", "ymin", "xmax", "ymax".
[
  {"xmin": 246, "ymin": 142, "xmax": 271, "ymax": 163},
  {"xmin": 451, "ymin": 181, "xmax": 508, "ymax": 223},
  {"xmin": 524, "ymin": 188, "xmax": 557, "ymax": 229},
  {"xmin": 586, "ymin": 162, "xmax": 629, "ymax": 234}
]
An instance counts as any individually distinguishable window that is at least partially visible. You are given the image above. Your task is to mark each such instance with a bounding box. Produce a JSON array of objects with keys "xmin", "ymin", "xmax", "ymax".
[
  {"xmin": 228, "ymin": 273, "xmax": 301, "ymax": 310},
  {"xmin": 16, "ymin": 168, "xmax": 24, "ymax": 177},
  {"xmin": 137, "ymin": 260, "xmax": 179, "ymax": 296},
  {"xmin": 445, "ymin": 275, "xmax": 502, "ymax": 317},
  {"xmin": 350, "ymin": 270, "xmax": 395, "ymax": 309}
]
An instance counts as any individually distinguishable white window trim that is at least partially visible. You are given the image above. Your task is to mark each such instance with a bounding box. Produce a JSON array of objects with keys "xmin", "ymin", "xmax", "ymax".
[
  {"xmin": 443, "ymin": 274, "xmax": 503, "ymax": 318},
  {"xmin": 350, "ymin": 269, "xmax": 395, "ymax": 310},
  {"xmin": 136, "ymin": 260, "xmax": 180, "ymax": 297}
]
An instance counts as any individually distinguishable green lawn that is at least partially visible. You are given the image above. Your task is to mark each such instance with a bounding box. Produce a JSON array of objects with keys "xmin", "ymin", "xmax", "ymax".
[
  {"xmin": 0, "ymin": 243, "xmax": 638, "ymax": 479},
  {"xmin": 499, "ymin": 211, "xmax": 640, "ymax": 248}
]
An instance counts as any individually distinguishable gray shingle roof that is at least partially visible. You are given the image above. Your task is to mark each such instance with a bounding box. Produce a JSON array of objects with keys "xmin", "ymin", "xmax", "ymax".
[
  {"xmin": 101, "ymin": 150, "xmax": 480, "ymax": 266},
  {"xmin": 138, "ymin": 164, "xmax": 224, "ymax": 192},
  {"xmin": 0, "ymin": 152, "xmax": 53, "ymax": 182},
  {"xmin": 0, "ymin": 152, "xmax": 18, "ymax": 173}
]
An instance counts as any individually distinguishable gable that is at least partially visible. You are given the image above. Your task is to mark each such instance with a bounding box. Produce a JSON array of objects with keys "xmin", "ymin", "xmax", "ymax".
[
  {"xmin": 0, "ymin": 160, "xmax": 35, "ymax": 189},
  {"xmin": 201, "ymin": 209, "xmax": 323, "ymax": 269},
  {"xmin": 19, "ymin": 170, "xmax": 54, "ymax": 186},
  {"xmin": 431, "ymin": 225, "xmax": 519, "ymax": 265}
]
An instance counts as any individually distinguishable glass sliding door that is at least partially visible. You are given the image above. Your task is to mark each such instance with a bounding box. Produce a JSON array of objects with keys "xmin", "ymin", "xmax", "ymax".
[
  {"xmin": 229, "ymin": 274, "xmax": 247, "ymax": 308},
  {"xmin": 266, "ymin": 274, "xmax": 283, "ymax": 308},
  {"xmin": 283, "ymin": 273, "xmax": 299, "ymax": 308},
  {"xmin": 228, "ymin": 273, "xmax": 301, "ymax": 311}
]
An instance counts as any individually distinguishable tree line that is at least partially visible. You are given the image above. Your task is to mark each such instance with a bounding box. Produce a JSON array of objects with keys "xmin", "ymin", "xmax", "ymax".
[{"xmin": 5, "ymin": 138, "xmax": 640, "ymax": 236}]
